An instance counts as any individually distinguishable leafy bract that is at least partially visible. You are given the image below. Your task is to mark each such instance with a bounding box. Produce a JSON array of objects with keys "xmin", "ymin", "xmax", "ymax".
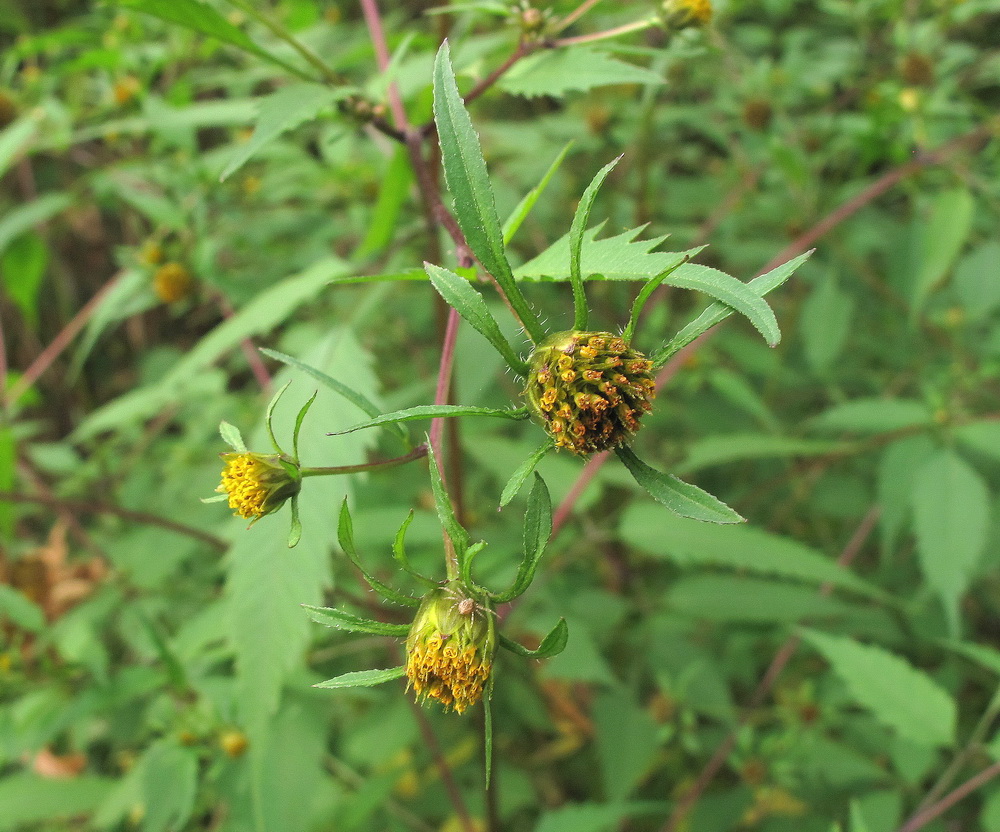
[{"xmin": 314, "ymin": 667, "xmax": 407, "ymax": 689}]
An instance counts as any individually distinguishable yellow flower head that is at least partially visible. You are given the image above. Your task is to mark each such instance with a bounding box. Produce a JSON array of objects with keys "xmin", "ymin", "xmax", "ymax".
[
  {"xmin": 660, "ymin": 0, "xmax": 713, "ymax": 29},
  {"xmin": 153, "ymin": 262, "xmax": 195, "ymax": 304},
  {"xmin": 406, "ymin": 585, "xmax": 496, "ymax": 714},
  {"xmin": 524, "ymin": 330, "xmax": 656, "ymax": 455},
  {"xmin": 217, "ymin": 452, "xmax": 300, "ymax": 522}
]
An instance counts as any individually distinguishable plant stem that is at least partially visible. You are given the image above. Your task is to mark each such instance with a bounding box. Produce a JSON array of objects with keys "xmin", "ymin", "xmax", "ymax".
[
  {"xmin": 359, "ymin": 0, "xmax": 409, "ymax": 129},
  {"xmin": 300, "ymin": 445, "xmax": 428, "ymax": 478},
  {"xmin": 897, "ymin": 761, "xmax": 1000, "ymax": 832},
  {"xmin": 552, "ymin": 0, "xmax": 605, "ymax": 34},
  {"xmin": 552, "ymin": 17, "xmax": 658, "ymax": 47}
]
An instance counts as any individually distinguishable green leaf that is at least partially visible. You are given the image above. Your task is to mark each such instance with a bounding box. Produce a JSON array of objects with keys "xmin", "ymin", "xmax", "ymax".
[
  {"xmin": 499, "ymin": 440, "xmax": 552, "ymax": 507},
  {"xmin": 616, "ymin": 445, "xmax": 745, "ymax": 524},
  {"xmin": 516, "ymin": 223, "xmax": 695, "ymax": 282},
  {"xmin": 500, "ymin": 617, "xmax": 567, "ymax": 658},
  {"xmin": 260, "ymin": 346, "xmax": 407, "ymax": 443},
  {"xmin": 569, "ymin": 157, "xmax": 620, "ymax": 330},
  {"xmin": 302, "ymin": 604, "xmax": 409, "ymax": 636},
  {"xmin": 0, "ymin": 193, "xmax": 71, "ymax": 258},
  {"xmin": 955, "ymin": 241, "xmax": 1000, "ymax": 320},
  {"xmin": 0, "ymin": 583, "xmax": 45, "ymax": 631},
  {"xmin": 808, "ymin": 398, "xmax": 934, "ymax": 434},
  {"xmin": 484, "ymin": 688, "xmax": 494, "ymax": 788},
  {"xmin": 219, "ymin": 421, "xmax": 247, "ymax": 452},
  {"xmin": 221, "ymin": 83, "xmax": 343, "ymax": 181},
  {"xmin": 800, "ymin": 628, "xmax": 957, "ymax": 747},
  {"xmin": 332, "ymin": 404, "xmax": 528, "ymax": 435},
  {"xmin": 663, "ymin": 264, "xmax": 781, "ymax": 347},
  {"xmin": 264, "ymin": 380, "xmax": 292, "ymax": 455},
  {"xmin": 291, "ymin": 390, "xmax": 317, "ymax": 462},
  {"xmin": 801, "ymin": 274, "xmax": 855, "ymax": 372},
  {"xmin": 314, "ymin": 666, "xmax": 407, "ymax": 689},
  {"xmin": 119, "ymin": 0, "xmax": 311, "ymax": 80},
  {"xmin": 911, "ymin": 449, "xmax": 990, "ymax": 634},
  {"xmin": 425, "ymin": 262, "xmax": 530, "ymax": 375},
  {"xmin": 911, "ymin": 187, "xmax": 975, "ymax": 313},
  {"xmin": 653, "ymin": 251, "xmax": 812, "ymax": 365},
  {"xmin": 954, "ymin": 420, "xmax": 1000, "ymax": 464},
  {"xmin": 502, "ymin": 141, "xmax": 573, "ymax": 244},
  {"xmin": 619, "ymin": 504, "xmax": 883, "ymax": 598},
  {"xmin": 0, "ymin": 231, "xmax": 48, "ymax": 328},
  {"xmin": 594, "ymin": 689, "xmax": 660, "ymax": 802},
  {"xmin": 338, "ymin": 499, "xmax": 419, "ymax": 607},
  {"xmin": 676, "ymin": 433, "xmax": 848, "ymax": 474},
  {"xmin": 392, "ymin": 510, "xmax": 437, "ymax": 585},
  {"xmin": 355, "ymin": 145, "xmax": 414, "ymax": 258},
  {"xmin": 0, "ymin": 116, "xmax": 38, "ymax": 180},
  {"xmin": 534, "ymin": 802, "xmax": 668, "ymax": 832},
  {"xmin": 432, "ymin": 42, "xmax": 545, "ymax": 342},
  {"xmin": 494, "ymin": 473, "xmax": 551, "ymax": 602},
  {"xmin": 427, "ymin": 441, "xmax": 470, "ymax": 565},
  {"xmin": 499, "ymin": 47, "xmax": 664, "ymax": 98},
  {"xmin": 287, "ymin": 495, "xmax": 302, "ymax": 548},
  {"xmin": 622, "ymin": 256, "xmax": 689, "ymax": 344},
  {"xmin": 0, "ymin": 774, "xmax": 114, "ymax": 831},
  {"xmin": 140, "ymin": 741, "xmax": 198, "ymax": 832}
]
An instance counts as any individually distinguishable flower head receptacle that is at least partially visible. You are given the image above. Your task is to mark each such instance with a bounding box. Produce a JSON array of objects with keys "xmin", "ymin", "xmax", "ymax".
[
  {"xmin": 659, "ymin": 0, "xmax": 712, "ymax": 29},
  {"xmin": 525, "ymin": 330, "xmax": 656, "ymax": 455},
  {"xmin": 217, "ymin": 452, "xmax": 301, "ymax": 523},
  {"xmin": 406, "ymin": 584, "xmax": 496, "ymax": 714}
]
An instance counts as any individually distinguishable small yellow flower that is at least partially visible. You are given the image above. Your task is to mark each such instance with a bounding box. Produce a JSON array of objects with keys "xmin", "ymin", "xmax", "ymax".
[
  {"xmin": 524, "ymin": 330, "xmax": 656, "ymax": 455},
  {"xmin": 153, "ymin": 262, "xmax": 194, "ymax": 303},
  {"xmin": 217, "ymin": 452, "xmax": 300, "ymax": 523},
  {"xmin": 406, "ymin": 585, "xmax": 496, "ymax": 714},
  {"xmin": 219, "ymin": 730, "xmax": 249, "ymax": 758},
  {"xmin": 660, "ymin": 0, "xmax": 712, "ymax": 28}
]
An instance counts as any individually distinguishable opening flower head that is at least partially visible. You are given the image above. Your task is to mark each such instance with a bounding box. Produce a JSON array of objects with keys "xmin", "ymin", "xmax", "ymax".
[{"xmin": 216, "ymin": 451, "xmax": 300, "ymax": 522}]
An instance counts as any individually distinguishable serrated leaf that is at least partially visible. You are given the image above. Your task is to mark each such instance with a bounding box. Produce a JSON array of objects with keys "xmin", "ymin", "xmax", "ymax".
[
  {"xmin": 616, "ymin": 445, "xmax": 744, "ymax": 524},
  {"xmin": 654, "ymin": 251, "xmax": 812, "ymax": 365},
  {"xmin": 801, "ymin": 629, "xmax": 956, "ymax": 747},
  {"xmin": 119, "ymin": 0, "xmax": 309, "ymax": 80},
  {"xmin": 619, "ymin": 504, "xmax": 883, "ymax": 598},
  {"xmin": 911, "ymin": 449, "xmax": 990, "ymax": 634},
  {"xmin": 425, "ymin": 263, "xmax": 529, "ymax": 374},
  {"xmin": 502, "ymin": 141, "xmax": 573, "ymax": 244},
  {"xmin": 314, "ymin": 666, "xmax": 407, "ymax": 689},
  {"xmin": 302, "ymin": 604, "xmax": 409, "ymax": 636},
  {"xmin": 221, "ymin": 84, "xmax": 343, "ymax": 181},
  {"xmin": 808, "ymin": 398, "xmax": 934, "ymax": 434},
  {"xmin": 432, "ymin": 42, "xmax": 544, "ymax": 341},
  {"xmin": 331, "ymin": 404, "xmax": 528, "ymax": 435},
  {"xmin": 570, "ymin": 157, "xmax": 620, "ymax": 329},
  {"xmin": 499, "ymin": 440, "xmax": 552, "ymax": 507},
  {"xmin": 516, "ymin": 223, "xmax": 695, "ymax": 282},
  {"xmin": 499, "ymin": 47, "xmax": 664, "ymax": 98}
]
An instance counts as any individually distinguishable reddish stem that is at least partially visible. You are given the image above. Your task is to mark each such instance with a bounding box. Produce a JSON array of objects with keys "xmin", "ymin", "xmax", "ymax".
[{"xmin": 897, "ymin": 761, "xmax": 1000, "ymax": 832}]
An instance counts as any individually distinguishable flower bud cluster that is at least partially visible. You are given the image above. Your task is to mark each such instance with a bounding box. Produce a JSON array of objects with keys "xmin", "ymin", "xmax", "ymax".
[{"xmin": 525, "ymin": 330, "xmax": 656, "ymax": 455}]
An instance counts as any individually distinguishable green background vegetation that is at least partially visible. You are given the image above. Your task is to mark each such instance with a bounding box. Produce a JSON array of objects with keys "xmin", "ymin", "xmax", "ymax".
[{"xmin": 1, "ymin": 0, "xmax": 999, "ymax": 831}]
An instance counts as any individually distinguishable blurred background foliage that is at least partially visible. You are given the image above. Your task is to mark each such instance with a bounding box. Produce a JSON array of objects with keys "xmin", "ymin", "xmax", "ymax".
[{"xmin": 1, "ymin": 0, "xmax": 999, "ymax": 831}]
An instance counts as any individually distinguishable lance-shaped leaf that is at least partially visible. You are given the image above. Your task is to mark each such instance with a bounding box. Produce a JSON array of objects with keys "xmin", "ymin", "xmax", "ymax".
[
  {"xmin": 502, "ymin": 141, "xmax": 573, "ymax": 244},
  {"xmin": 330, "ymin": 404, "xmax": 528, "ymax": 435},
  {"xmin": 500, "ymin": 440, "xmax": 553, "ymax": 508},
  {"xmin": 427, "ymin": 441, "xmax": 470, "ymax": 566},
  {"xmin": 219, "ymin": 421, "xmax": 247, "ymax": 452},
  {"xmin": 499, "ymin": 617, "xmax": 568, "ymax": 658},
  {"xmin": 302, "ymin": 605, "xmax": 410, "ymax": 636},
  {"xmin": 432, "ymin": 42, "xmax": 545, "ymax": 343},
  {"xmin": 622, "ymin": 254, "xmax": 695, "ymax": 343},
  {"xmin": 264, "ymin": 381, "xmax": 292, "ymax": 455},
  {"xmin": 494, "ymin": 474, "xmax": 552, "ymax": 602},
  {"xmin": 314, "ymin": 666, "xmax": 407, "ymax": 689},
  {"xmin": 291, "ymin": 391, "xmax": 317, "ymax": 463},
  {"xmin": 484, "ymin": 684, "xmax": 494, "ymax": 788},
  {"xmin": 338, "ymin": 499, "xmax": 420, "ymax": 607},
  {"xmin": 460, "ymin": 541, "xmax": 489, "ymax": 587},
  {"xmin": 392, "ymin": 511, "xmax": 438, "ymax": 586},
  {"xmin": 261, "ymin": 347, "xmax": 408, "ymax": 443},
  {"xmin": 616, "ymin": 446, "xmax": 744, "ymax": 524},
  {"xmin": 425, "ymin": 263, "xmax": 530, "ymax": 375},
  {"xmin": 287, "ymin": 496, "xmax": 302, "ymax": 548},
  {"xmin": 569, "ymin": 157, "xmax": 621, "ymax": 330},
  {"xmin": 653, "ymin": 251, "xmax": 812, "ymax": 367}
]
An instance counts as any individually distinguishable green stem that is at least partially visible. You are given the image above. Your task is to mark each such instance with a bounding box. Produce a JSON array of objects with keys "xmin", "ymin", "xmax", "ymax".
[
  {"xmin": 552, "ymin": 17, "xmax": 659, "ymax": 47},
  {"xmin": 300, "ymin": 445, "xmax": 427, "ymax": 477}
]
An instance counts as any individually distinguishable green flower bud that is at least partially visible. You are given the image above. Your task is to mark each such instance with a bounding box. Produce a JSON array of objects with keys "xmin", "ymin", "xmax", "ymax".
[
  {"xmin": 524, "ymin": 330, "xmax": 656, "ymax": 455},
  {"xmin": 659, "ymin": 0, "xmax": 712, "ymax": 29},
  {"xmin": 216, "ymin": 452, "xmax": 300, "ymax": 522},
  {"xmin": 405, "ymin": 584, "xmax": 496, "ymax": 714}
]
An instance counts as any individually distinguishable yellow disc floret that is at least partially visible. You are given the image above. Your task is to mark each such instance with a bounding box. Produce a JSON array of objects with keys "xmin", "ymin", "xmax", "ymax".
[
  {"xmin": 525, "ymin": 330, "xmax": 656, "ymax": 455},
  {"xmin": 660, "ymin": 0, "xmax": 712, "ymax": 28},
  {"xmin": 217, "ymin": 452, "xmax": 300, "ymax": 523},
  {"xmin": 406, "ymin": 585, "xmax": 496, "ymax": 714}
]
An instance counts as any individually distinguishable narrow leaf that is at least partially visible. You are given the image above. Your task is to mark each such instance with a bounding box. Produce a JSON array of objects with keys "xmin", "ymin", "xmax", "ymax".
[
  {"xmin": 499, "ymin": 618, "xmax": 568, "ymax": 658},
  {"xmin": 392, "ymin": 510, "xmax": 437, "ymax": 585},
  {"xmin": 569, "ymin": 157, "xmax": 621, "ymax": 330},
  {"xmin": 432, "ymin": 42, "xmax": 545, "ymax": 342},
  {"xmin": 653, "ymin": 251, "xmax": 812, "ymax": 366},
  {"xmin": 331, "ymin": 404, "xmax": 528, "ymax": 435},
  {"xmin": 291, "ymin": 391, "xmax": 317, "ymax": 462},
  {"xmin": 287, "ymin": 495, "xmax": 302, "ymax": 548},
  {"xmin": 622, "ymin": 255, "xmax": 690, "ymax": 343},
  {"xmin": 219, "ymin": 421, "xmax": 247, "ymax": 452},
  {"xmin": 425, "ymin": 262, "xmax": 529, "ymax": 375},
  {"xmin": 314, "ymin": 666, "xmax": 407, "ymax": 689},
  {"xmin": 494, "ymin": 473, "xmax": 552, "ymax": 602},
  {"xmin": 616, "ymin": 446, "xmax": 744, "ymax": 524},
  {"xmin": 302, "ymin": 605, "xmax": 410, "ymax": 636},
  {"xmin": 337, "ymin": 499, "xmax": 419, "ymax": 607},
  {"xmin": 502, "ymin": 141, "xmax": 573, "ymax": 244},
  {"xmin": 264, "ymin": 381, "xmax": 292, "ymax": 455},
  {"xmin": 427, "ymin": 441, "xmax": 470, "ymax": 563},
  {"xmin": 801, "ymin": 628, "xmax": 956, "ymax": 747},
  {"xmin": 499, "ymin": 440, "xmax": 553, "ymax": 507}
]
